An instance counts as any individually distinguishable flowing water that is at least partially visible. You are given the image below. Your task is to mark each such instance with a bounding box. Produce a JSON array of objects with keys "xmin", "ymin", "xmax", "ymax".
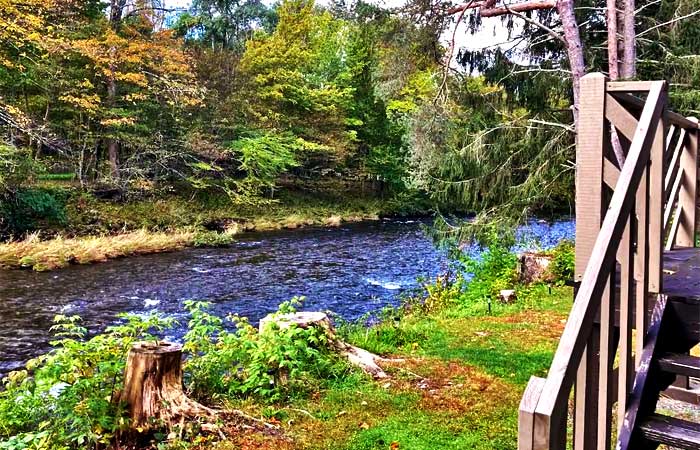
[
  {"xmin": 0, "ymin": 219, "xmax": 448, "ymax": 373},
  {"xmin": 0, "ymin": 218, "xmax": 575, "ymax": 374}
]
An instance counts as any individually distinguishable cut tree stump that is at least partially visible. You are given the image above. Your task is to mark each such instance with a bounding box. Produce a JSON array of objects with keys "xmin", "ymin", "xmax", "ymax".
[
  {"xmin": 519, "ymin": 252, "xmax": 553, "ymax": 284},
  {"xmin": 260, "ymin": 312, "xmax": 398, "ymax": 379},
  {"xmin": 120, "ymin": 341, "xmax": 214, "ymax": 430}
]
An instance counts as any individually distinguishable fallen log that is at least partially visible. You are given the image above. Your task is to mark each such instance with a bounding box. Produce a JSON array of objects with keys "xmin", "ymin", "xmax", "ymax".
[{"xmin": 259, "ymin": 311, "xmax": 401, "ymax": 379}]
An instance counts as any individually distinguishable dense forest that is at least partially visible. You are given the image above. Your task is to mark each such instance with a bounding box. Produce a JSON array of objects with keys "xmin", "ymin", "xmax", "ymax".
[{"xmin": 1, "ymin": 0, "xmax": 699, "ymax": 240}]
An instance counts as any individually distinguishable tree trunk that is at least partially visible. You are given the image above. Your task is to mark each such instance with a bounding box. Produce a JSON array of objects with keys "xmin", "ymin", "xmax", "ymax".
[
  {"xmin": 120, "ymin": 342, "xmax": 214, "ymax": 430},
  {"xmin": 556, "ymin": 0, "xmax": 586, "ymax": 126},
  {"xmin": 620, "ymin": 0, "xmax": 636, "ymax": 79},
  {"xmin": 607, "ymin": 0, "xmax": 619, "ymax": 80}
]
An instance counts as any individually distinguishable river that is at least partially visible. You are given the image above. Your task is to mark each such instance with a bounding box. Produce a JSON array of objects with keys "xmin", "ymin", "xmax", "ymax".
[{"xmin": 0, "ymin": 218, "xmax": 574, "ymax": 373}]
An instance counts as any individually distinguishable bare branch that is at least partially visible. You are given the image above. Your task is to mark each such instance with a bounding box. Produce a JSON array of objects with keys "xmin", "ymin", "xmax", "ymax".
[
  {"xmin": 503, "ymin": 4, "xmax": 566, "ymax": 44},
  {"xmin": 447, "ymin": 0, "xmax": 556, "ymax": 17},
  {"xmin": 638, "ymin": 8, "xmax": 700, "ymax": 37}
]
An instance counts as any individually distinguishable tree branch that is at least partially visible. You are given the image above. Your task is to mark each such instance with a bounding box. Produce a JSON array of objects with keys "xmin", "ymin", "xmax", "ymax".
[
  {"xmin": 448, "ymin": 0, "xmax": 556, "ymax": 17},
  {"xmin": 637, "ymin": 8, "xmax": 700, "ymax": 37},
  {"xmin": 503, "ymin": 4, "xmax": 566, "ymax": 44}
]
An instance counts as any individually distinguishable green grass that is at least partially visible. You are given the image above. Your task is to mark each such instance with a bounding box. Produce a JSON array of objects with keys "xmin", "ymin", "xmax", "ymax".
[
  {"xmin": 0, "ymin": 186, "xmax": 430, "ymax": 270},
  {"xmin": 210, "ymin": 284, "xmax": 573, "ymax": 450}
]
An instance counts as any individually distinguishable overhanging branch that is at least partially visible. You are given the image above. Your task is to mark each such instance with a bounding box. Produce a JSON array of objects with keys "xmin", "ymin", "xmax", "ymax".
[{"xmin": 447, "ymin": 0, "xmax": 557, "ymax": 17}]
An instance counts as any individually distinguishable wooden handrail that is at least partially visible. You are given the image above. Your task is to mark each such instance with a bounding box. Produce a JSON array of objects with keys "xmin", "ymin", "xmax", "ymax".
[
  {"xmin": 519, "ymin": 74, "xmax": 700, "ymax": 449},
  {"xmin": 611, "ymin": 91, "xmax": 698, "ymax": 130}
]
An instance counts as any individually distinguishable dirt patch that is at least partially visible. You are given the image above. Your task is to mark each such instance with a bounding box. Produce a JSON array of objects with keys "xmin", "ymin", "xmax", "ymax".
[
  {"xmin": 389, "ymin": 358, "xmax": 520, "ymax": 415},
  {"xmin": 189, "ymin": 413, "xmax": 295, "ymax": 450},
  {"xmin": 482, "ymin": 309, "xmax": 567, "ymax": 345}
]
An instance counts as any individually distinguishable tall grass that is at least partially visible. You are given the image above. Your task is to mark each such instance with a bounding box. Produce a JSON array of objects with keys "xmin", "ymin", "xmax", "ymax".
[{"xmin": 0, "ymin": 230, "xmax": 196, "ymax": 271}]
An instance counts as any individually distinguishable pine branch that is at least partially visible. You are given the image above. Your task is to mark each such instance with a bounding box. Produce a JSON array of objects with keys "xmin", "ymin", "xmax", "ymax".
[{"xmin": 638, "ymin": 8, "xmax": 700, "ymax": 37}]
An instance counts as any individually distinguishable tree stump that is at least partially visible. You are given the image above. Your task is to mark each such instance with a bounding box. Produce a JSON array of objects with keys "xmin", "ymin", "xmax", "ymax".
[
  {"xmin": 120, "ymin": 341, "xmax": 214, "ymax": 430},
  {"xmin": 259, "ymin": 312, "xmax": 398, "ymax": 379},
  {"xmin": 519, "ymin": 252, "xmax": 553, "ymax": 284}
]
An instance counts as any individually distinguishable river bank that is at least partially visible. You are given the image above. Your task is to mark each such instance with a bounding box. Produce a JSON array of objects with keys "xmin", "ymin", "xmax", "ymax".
[
  {"xmin": 0, "ymin": 186, "xmax": 433, "ymax": 271},
  {"xmin": 0, "ymin": 226, "xmax": 582, "ymax": 449},
  {"xmin": 0, "ymin": 271, "xmax": 575, "ymax": 450}
]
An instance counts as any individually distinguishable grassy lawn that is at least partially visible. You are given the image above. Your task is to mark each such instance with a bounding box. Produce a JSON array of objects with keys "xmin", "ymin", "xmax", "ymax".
[{"xmin": 214, "ymin": 285, "xmax": 572, "ymax": 450}]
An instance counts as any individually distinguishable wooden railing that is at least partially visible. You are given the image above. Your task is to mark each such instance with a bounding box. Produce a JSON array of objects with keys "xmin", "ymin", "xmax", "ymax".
[{"xmin": 518, "ymin": 73, "xmax": 699, "ymax": 450}]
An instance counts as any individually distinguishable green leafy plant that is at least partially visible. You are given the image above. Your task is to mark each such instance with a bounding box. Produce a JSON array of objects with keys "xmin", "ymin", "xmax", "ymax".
[
  {"xmin": 183, "ymin": 297, "xmax": 350, "ymax": 403},
  {"xmin": 192, "ymin": 231, "xmax": 235, "ymax": 247},
  {"xmin": 460, "ymin": 240, "xmax": 519, "ymax": 304},
  {"xmin": 547, "ymin": 239, "xmax": 575, "ymax": 284},
  {"xmin": 0, "ymin": 313, "xmax": 174, "ymax": 449}
]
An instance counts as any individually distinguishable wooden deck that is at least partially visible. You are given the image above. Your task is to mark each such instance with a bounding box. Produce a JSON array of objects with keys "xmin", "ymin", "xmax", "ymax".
[{"xmin": 664, "ymin": 247, "xmax": 700, "ymax": 303}]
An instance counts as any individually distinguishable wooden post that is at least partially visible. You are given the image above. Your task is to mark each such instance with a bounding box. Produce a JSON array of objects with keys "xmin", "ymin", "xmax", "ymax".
[
  {"xmin": 121, "ymin": 342, "xmax": 213, "ymax": 430},
  {"xmin": 519, "ymin": 377, "xmax": 546, "ymax": 450},
  {"xmin": 575, "ymin": 73, "xmax": 607, "ymax": 280},
  {"xmin": 573, "ymin": 73, "xmax": 607, "ymax": 450},
  {"xmin": 676, "ymin": 118, "xmax": 698, "ymax": 247},
  {"xmin": 648, "ymin": 96, "xmax": 666, "ymax": 293}
]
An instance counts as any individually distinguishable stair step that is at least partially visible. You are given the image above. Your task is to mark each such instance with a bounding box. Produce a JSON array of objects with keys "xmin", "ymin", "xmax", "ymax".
[
  {"xmin": 658, "ymin": 354, "xmax": 700, "ymax": 378},
  {"xmin": 638, "ymin": 414, "xmax": 700, "ymax": 449}
]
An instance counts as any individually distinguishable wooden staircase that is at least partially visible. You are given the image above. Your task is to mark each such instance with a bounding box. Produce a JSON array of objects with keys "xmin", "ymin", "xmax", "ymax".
[
  {"xmin": 517, "ymin": 74, "xmax": 700, "ymax": 450},
  {"xmin": 617, "ymin": 292, "xmax": 700, "ymax": 450}
]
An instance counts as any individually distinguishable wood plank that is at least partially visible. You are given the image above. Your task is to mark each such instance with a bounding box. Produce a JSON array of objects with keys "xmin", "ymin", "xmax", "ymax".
[
  {"xmin": 606, "ymin": 94, "xmax": 638, "ymax": 141},
  {"xmin": 663, "ymin": 248, "xmax": 700, "ymax": 305},
  {"xmin": 648, "ymin": 101, "xmax": 666, "ymax": 293},
  {"xmin": 664, "ymin": 129, "xmax": 685, "ymax": 194},
  {"xmin": 658, "ymin": 354, "xmax": 700, "ymax": 378},
  {"xmin": 666, "ymin": 205, "xmax": 682, "ymax": 251},
  {"xmin": 519, "ymin": 376, "xmax": 546, "ymax": 450},
  {"xmin": 637, "ymin": 413, "xmax": 700, "ymax": 449},
  {"xmin": 635, "ymin": 169, "xmax": 650, "ymax": 365},
  {"xmin": 664, "ymin": 169, "xmax": 683, "ymax": 230},
  {"xmin": 617, "ymin": 216, "xmax": 635, "ymax": 431},
  {"xmin": 533, "ymin": 80, "xmax": 666, "ymax": 449},
  {"xmin": 597, "ymin": 272, "xmax": 616, "ymax": 450},
  {"xmin": 606, "ymin": 81, "xmax": 656, "ymax": 92},
  {"xmin": 611, "ymin": 92, "xmax": 697, "ymax": 130},
  {"xmin": 676, "ymin": 119, "xmax": 698, "ymax": 247},
  {"xmin": 616, "ymin": 295, "xmax": 669, "ymax": 450},
  {"xmin": 576, "ymin": 73, "xmax": 607, "ymax": 282},
  {"xmin": 661, "ymin": 385, "xmax": 700, "ymax": 404},
  {"xmin": 575, "ymin": 329, "xmax": 600, "ymax": 450},
  {"xmin": 603, "ymin": 157, "xmax": 620, "ymax": 189},
  {"xmin": 665, "ymin": 124, "xmax": 675, "ymax": 153}
]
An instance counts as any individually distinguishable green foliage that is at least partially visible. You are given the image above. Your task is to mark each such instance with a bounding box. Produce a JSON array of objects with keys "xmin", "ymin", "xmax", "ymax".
[
  {"xmin": 407, "ymin": 75, "xmax": 574, "ymax": 233},
  {"xmin": 192, "ymin": 231, "xmax": 236, "ymax": 247},
  {"xmin": 0, "ymin": 314, "xmax": 174, "ymax": 449},
  {"xmin": 183, "ymin": 298, "xmax": 350, "ymax": 403},
  {"xmin": 0, "ymin": 297, "xmax": 355, "ymax": 448},
  {"xmin": 0, "ymin": 145, "xmax": 39, "ymax": 193},
  {"xmin": 460, "ymin": 241, "xmax": 519, "ymax": 305},
  {"xmin": 0, "ymin": 189, "xmax": 67, "ymax": 237},
  {"xmin": 547, "ymin": 239, "xmax": 575, "ymax": 284},
  {"xmin": 226, "ymin": 132, "xmax": 322, "ymax": 200},
  {"xmin": 240, "ymin": 0, "xmax": 353, "ymax": 145}
]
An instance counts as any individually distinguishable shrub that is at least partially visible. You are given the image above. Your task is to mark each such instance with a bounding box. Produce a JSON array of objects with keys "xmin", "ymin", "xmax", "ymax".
[
  {"xmin": 183, "ymin": 298, "xmax": 350, "ymax": 403},
  {"xmin": 0, "ymin": 298, "xmax": 352, "ymax": 448},
  {"xmin": 192, "ymin": 231, "xmax": 235, "ymax": 247},
  {"xmin": 548, "ymin": 239, "xmax": 574, "ymax": 284},
  {"xmin": 0, "ymin": 314, "xmax": 174, "ymax": 449},
  {"xmin": 0, "ymin": 188, "xmax": 67, "ymax": 238},
  {"xmin": 460, "ymin": 241, "xmax": 519, "ymax": 304}
]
